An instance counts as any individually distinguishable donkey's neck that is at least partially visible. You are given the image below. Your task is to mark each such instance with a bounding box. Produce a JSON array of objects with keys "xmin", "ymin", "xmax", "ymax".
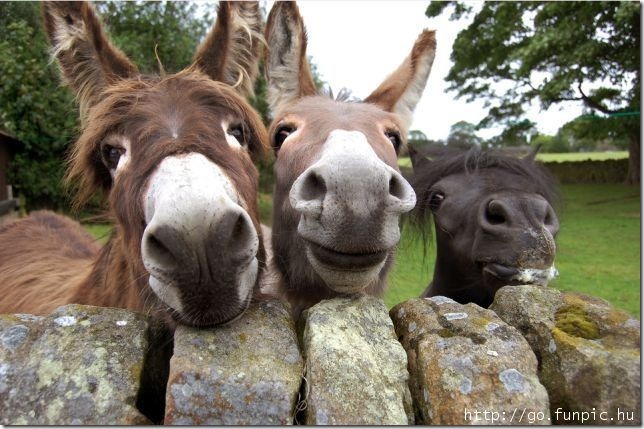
[
  {"xmin": 72, "ymin": 232, "xmax": 149, "ymax": 313},
  {"xmin": 427, "ymin": 250, "xmax": 491, "ymax": 307}
]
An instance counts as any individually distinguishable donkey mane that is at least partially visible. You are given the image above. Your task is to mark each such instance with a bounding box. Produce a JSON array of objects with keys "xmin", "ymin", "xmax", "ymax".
[{"xmin": 410, "ymin": 146, "xmax": 561, "ymax": 232}]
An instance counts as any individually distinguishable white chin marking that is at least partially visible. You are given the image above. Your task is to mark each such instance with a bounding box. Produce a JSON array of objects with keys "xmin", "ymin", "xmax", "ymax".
[
  {"xmin": 513, "ymin": 266, "xmax": 559, "ymax": 286},
  {"xmin": 306, "ymin": 247, "xmax": 385, "ymax": 294},
  {"xmin": 149, "ymin": 276, "xmax": 184, "ymax": 314}
]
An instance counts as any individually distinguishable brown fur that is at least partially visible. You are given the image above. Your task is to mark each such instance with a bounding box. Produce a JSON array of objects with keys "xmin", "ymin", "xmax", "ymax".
[
  {"xmin": 0, "ymin": 211, "xmax": 99, "ymax": 314},
  {"xmin": 264, "ymin": 2, "xmax": 436, "ymax": 317},
  {"xmin": 0, "ymin": 2, "xmax": 268, "ymax": 326}
]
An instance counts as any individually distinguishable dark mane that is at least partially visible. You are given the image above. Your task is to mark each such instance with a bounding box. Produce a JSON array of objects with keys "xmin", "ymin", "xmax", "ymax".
[{"xmin": 410, "ymin": 146, "xmax": 561, "ymax": 232}]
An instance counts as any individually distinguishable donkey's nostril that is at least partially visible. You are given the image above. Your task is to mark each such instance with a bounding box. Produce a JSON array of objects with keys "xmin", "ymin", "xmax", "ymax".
[
  {"xmin": 485, "ymin": 201, "xmax": 508, "ymax": 225},
  {"xmin": 300, "ymin": 171, "xmax": 327, "ymax": 202},
  {"xmin": 389, "ymin": 174, "xmax": 406, "ymax": 200},
  {"xmin": 224, "ymin": 212, "xmax": 256, "ymax": 259},
  {"xmin": 144, "ymin": 227, "xmax": 181, "ymax": 270}
]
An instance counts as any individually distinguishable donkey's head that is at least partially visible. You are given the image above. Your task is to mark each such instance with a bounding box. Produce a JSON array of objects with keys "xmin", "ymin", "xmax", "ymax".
[
  {"xmin": 43, "ymin": 1, "xmax": 268, "ymax": 326},
  {"xmin": 411, "ymin": 147, "xmax": 560, "ymax": 308},
  {"xmin": 265, "ymin": 2, "xmax": 435, "ymax": 312}
]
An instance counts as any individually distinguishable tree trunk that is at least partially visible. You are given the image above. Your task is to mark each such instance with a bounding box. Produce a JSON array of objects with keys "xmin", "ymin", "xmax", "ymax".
[{"xmin": 626, "ymin": 132, "xmax": 640, "ymax": 185}]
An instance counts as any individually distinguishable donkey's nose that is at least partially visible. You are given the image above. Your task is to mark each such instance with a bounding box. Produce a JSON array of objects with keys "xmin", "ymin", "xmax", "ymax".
[
  {"xmin": 385, "ymin": 167, "xmax": 416, "ymax": 214},
  {"xmin": 480, "ymin": 195, "xmax": 559, "ymax": 237},
  {"xmin": 206, "ymin": 207, "xmax": 259, "ymax": 264},
  {"xmin": 289, "ymin": 168, "xmax": 327, "ymax": 217},
  {"xmin": 289, "ymin": 130, "xmax": 416, "ymax": 217},
  {"xmin": 142, "ymin": 205, "xmax": 258, "ymax": 282},
  {"xmin": 141, "ymin": 153, "xmax": 259, "ymax": 285}
]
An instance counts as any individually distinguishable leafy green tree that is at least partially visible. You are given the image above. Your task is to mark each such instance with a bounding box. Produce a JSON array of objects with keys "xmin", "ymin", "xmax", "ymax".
[
  {"xmin": 446, "ymin": 120, "xmax": 482, "ymax": 148},
  {"xmin": 0, "ymin": 2, "xmax": 78, "ymax": 210},
  {"xmin": 427, "ymin": 1, "xmax": 640, "ymax": 183},
  {"xmin": 484, "ymin": 119, "xmax": 536, "ymax": 149},
  {"xmin": 559, "ymin": 114, "xmax": 630, "ymax": 152},
  {"xmin": 531, "ymin": 133, "xmax": 570, "ymax": 153},
  {"xmin": 95, "ymin": 1, "xmax": 211, "ymax": 75}
]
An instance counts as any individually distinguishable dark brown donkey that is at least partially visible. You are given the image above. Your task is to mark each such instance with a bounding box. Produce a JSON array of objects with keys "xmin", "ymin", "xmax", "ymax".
[
  {"xmin": 264, "ymin": 2, "xmax": 436, "ymax": 317},
  {"xmin": 0, "ymin": 1, "xmax": 269, "ymax": 328},
  {"xmin": 409, "ymin": 145, "xmax": 560, "ymax": 308}
]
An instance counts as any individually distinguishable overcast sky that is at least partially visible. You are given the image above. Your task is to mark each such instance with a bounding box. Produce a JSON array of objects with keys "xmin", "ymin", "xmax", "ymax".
[{"xmin": 266, "ymin": 1, "xmax": 585, "ymax": 141}]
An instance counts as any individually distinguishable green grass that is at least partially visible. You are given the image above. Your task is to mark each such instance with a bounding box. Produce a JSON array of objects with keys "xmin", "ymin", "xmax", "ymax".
[
  {"xmin": 398, "ymin": 151, "xmax": 628, "ymax": 168},
  {"xmin": 84, "ymin": 184, "xmax": 640, "ymax": 318},
  {"xmin": 536, "ymin": 151, "xmax": 628, "ymax": 162},
  {"xmin": 386, "ymin": 184, "xmax": 641, "ymax": 318},
  {"xmin": 83, "ymin": 223, "xmax": 112, "ymax": 245},
  {"xmin": 258, "ymin": 192, "xmax": 274, "ymax": 226}
]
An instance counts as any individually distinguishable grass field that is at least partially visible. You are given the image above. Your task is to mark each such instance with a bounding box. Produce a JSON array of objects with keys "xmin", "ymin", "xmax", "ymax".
[
  {"xmin": 398, "ymin": 151, "xmax": 628, "ymax": 168},
  {"xmin": 84, "ymin": 183, "xmax": 640, "ymax": 318}
]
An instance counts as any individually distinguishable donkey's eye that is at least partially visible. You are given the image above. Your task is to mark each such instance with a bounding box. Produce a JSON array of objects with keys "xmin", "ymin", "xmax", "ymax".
[
  {"xmin": 101, "ymin": 144, "xmax": 125, "ymax": 171},
  {"xmin": 273, "ymin": 125, "xmax": 296, "ymax": 150},
  {"xmin": 428, "ymin": 191, "xmax": 445, "ymax": 212},
  {"xmin": 227, "ymin": 124, "xmax": 246, "ymax": 146},
  {"xmin": 385, "ymin": 130, "xmax": 402, "ymax": 152}
]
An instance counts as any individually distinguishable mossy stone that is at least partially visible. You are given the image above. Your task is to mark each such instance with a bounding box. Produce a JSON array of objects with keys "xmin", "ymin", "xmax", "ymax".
[{"xmin": 555, "ymin": 304, "xmax": 601, "ymax": 340}]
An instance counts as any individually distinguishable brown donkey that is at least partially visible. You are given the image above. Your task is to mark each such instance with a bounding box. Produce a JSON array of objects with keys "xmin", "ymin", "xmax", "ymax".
[
  {"xmin": 265, "ymin": 2, "xmax": 436, "ymax": 317},
  {"xmin": 0, "ymin": 1, "xmax": 269, "ymax": 328}
]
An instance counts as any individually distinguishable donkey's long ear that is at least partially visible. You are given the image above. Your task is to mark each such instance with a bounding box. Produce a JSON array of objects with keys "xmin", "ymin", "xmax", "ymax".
[
  {"xmin": 193, "ymin": 2, "xmax": 263, "ymax": 97},
  {"xmin": 365, "ymin": 30, "xmax": 436, "ymax": 130},
  {"xmin": 42, "ymin": 1, "xmax": 138, "ymax": 125},
  {"xmin": 265, "ymin": 1, "xmax": 317, "ymax": 114},
  {"xmin": 409, "ymin": 144, "xmax": 432, "ymax": 172},
  {"xmin": 525, "ymin": 143, "xmax": 542, "ymax": 163}
]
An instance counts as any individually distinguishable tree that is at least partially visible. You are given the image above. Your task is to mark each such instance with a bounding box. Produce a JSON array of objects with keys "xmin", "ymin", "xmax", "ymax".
[
  {"xmin": 484, "ymin": 119, "xmax": 536, "ymax": 149},
  {"xmin": 427, "ymin": 1, "xmax": 640, "ymax": 183},
  {"xmin": 559, "ymin": 114, "xmax": 630, "ymax": 152},
  {"xmin": 531, "ymin": 133, "xmax": 571, "ymax": 153},
  {"xmin": 446, "ymin": 120, "xmax": 482, "ymax": 148},
  {"xmin": 0, "ymin": 2, "xmax": 77, "ymax": 210},
  {"xmin": 95, "ymin": 1, "xmax": 211, "ymax": 75}
]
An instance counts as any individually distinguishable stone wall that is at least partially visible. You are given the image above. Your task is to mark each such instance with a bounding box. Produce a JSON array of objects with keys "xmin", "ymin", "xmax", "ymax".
[{"xmin": 0, "ymin": 286, "xmax": 640, "ymax": 425}]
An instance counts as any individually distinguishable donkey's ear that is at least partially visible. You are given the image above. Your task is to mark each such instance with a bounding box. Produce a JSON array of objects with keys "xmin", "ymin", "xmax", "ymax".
[
  {"xmin": 42, "ymin": 1, "xmax": 138, "ymax": 125},
  {"xmin": 193, "ymin": 2, "xmax": 263, "ymax": 97},
  {"xmin": 265, "ymin": 1, "xmax": 317, "ymax": 114},
  {"xmin": 525, "ymin": 143, "xmax": 542, "ymax": 163},
  {"xmin": 408, "ymin": 144, "xmax": 432, "ymax": 172},
  {"xmin": 365, "ymin": 30, "xmax": 436, "ymax": 130}
]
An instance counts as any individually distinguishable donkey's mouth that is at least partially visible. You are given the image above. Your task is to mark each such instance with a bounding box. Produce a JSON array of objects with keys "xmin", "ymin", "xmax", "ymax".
[
  {"xmin": 306, "ymin": 240, "xmax": 389, "ymax": 271},
  {"xmin": 481, "ymin": 262, "xmax": 558, "ymax": 287}
]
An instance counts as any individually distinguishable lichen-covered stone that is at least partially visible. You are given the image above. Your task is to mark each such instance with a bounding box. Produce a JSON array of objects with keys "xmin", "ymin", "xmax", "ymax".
[
  {"xmin": 164, "ymin": 299, "xmax": 303, "ymax": 425},
  {"xmin": 391, "ymin": 297, "xmax": 549, "ymax": 425},
  {"xmin": 301, "ymin": 296, "xmax": 413, "ymax": 425},
  {"xmin": 491, "ymin": 285, "xmax": 641, "ymax": 425},
  {"xmin": 0, "ymin": 305, "xmax": 150, "ymax": 425}
]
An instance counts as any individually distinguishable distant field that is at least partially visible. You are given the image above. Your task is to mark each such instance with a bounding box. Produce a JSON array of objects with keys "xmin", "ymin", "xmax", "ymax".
[
  {"xmin": 398, "ymin": 151, "xmax": 628, "ymax": 168},
  {"xmin": 84, "ymin": 183, "xmax": 640, "ymax": 318},
  {"xmin": 536, "ymin": 151, "xmax": 628, "ymax": 162}
]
